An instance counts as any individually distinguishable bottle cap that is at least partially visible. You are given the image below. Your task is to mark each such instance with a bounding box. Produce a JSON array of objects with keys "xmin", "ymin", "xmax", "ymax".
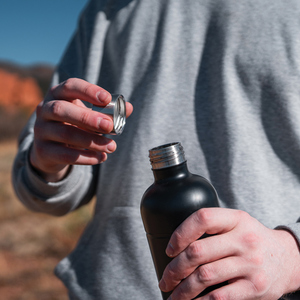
[{"xmin": 92, "ymin": 94, "xmax": 126, "ymax": 135}]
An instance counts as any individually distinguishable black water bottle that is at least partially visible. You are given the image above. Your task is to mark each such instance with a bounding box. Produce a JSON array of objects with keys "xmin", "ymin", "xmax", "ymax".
[{"xmin": 140, "ymin": 142, "xmax": 220, "ymax": 299}]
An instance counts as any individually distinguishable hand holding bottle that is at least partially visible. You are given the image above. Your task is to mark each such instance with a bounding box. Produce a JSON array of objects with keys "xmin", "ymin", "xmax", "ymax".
[
  {"xmin": 141, "ymin": 142, "xmax": 220, "ymax": 299},
  {"xmin": 159, "ymin": 207, "xmax": 300, "ymax": 300},
  {"xmin": 30, "ymin": 78, "xmax": 133, "ymax": 182}
]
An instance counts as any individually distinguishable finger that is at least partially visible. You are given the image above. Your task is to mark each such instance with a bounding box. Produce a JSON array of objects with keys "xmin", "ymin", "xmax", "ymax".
[
  {"xmin": 160, "ymin": 232, "xmax": 239, "ymax": 291},
  {"xmin": 40, "ymin": 100, "xmax": 114, "ymax": 134},
  {"xmin": 49, "ymin": 78, "xmax": 111, "ymax": 106},
  {"xmin": 165, "ymin": 256, "xmax": 250, "ymax": 300},
  {"xmin": 35, "ymin": 140, "xmax": 108, "ymax": 167},
  {"xmin": 72, "ymin": 98, "xmax": 89, "ymax": 108},
  {"xmin": 167, "ymin": 208, "xmax": 244, "ymax": 257},
  {"xmin": 200, "ymin": 278, "xmax": 258, "ymax": 300},
  {"xmin": 36, "ymin": 122, "xmax": 117, "ymax": 153},
  {"xmin": 125, "ymin": 101, "xmax": 133, "ymax": 118},
  {"xmin": 72, "ymin": 97, "xmax": 133, "ymax": 121}
]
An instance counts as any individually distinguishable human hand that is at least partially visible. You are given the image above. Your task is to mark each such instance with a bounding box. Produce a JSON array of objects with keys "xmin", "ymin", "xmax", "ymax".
[
  {"xmin": 30, "ymin": 78, "xmax": 133, "ymax": 182},
  {"xmin": 159, "ymin": 208, "xmax": 300, "ymax": 299}
]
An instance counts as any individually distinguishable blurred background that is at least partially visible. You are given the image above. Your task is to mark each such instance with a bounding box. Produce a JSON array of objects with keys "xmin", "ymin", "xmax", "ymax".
[{"xmin": 0, "ymin": 1, "xmax": 98, "ymax": 299}]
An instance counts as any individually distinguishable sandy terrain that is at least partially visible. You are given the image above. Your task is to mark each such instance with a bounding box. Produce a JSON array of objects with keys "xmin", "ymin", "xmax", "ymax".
[{"xmin": 0, "ymin": 140, "xmax": 95, "ymax": 300}]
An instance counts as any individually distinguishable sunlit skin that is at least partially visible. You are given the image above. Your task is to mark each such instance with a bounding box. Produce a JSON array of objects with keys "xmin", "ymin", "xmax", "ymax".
[
  {"xmin": 159, "ymin": 208, "xmax": 300, "ymax": 300},
  {"xmin": 29, "ymin": 78, "xmax": 133, "ymax": 182}
]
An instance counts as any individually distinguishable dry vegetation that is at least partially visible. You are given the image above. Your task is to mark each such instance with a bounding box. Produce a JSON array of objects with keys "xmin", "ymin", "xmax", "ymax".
[
  {"xmin": 0, "ymin": 63, "xmax": 95, "ymax": 299},
  {"xmin": 0, "ymin": 139, "xmax": 95, "ymax": 300}
]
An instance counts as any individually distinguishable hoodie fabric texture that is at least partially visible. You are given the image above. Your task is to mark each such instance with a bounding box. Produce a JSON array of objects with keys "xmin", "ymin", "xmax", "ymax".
[{"xmin": 12, "ymin": 1, "xmax": 300, "ymax": 299}]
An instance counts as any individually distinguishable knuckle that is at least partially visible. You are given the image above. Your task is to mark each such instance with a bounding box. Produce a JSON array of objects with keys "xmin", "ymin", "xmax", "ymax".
[
  {"xmin": 80, "ymin": 110, "xmax": 91, "ymax": 126},
  {"xmin": 164, "ymin": 263, "xmax": 178, "ymax": 280},
  {"xmin": 60, "ymin": 78, "xmax": 73, "ymax": 92},
  {"xmin": 242, "ymin": 231, "xmax": 261, "ymax": 249},
  {"xmin": 208, "ymin": 291, "xmax": 228, "ymax": 300},
  {"xmin": 49, "ymin": 84, "xmax": 58, "ymax": 97},
  {"xmin": 250, "ymin": 253, "xmax": 264, "ymax": 267},
  {"xmin": 186, "ymin": 241, "xmax": 202, "ymax": 261},
  {"xmin": 195, "ymin": 208, "xmax": 212, "ymax": 227},
  {"xmin": 197, "ymin": 264, "xmax": 215, "ymax": 283},
  {"xmin": 252, "ymin": 271, "xmax": 269, "ymax": 294},
  {"xmin": 237, "ymin": 210, "xmax": 251, "ymax": 221},
  {"xmin": 174, "ymin": 285, "xmax": 187, "ymax": 299},
  {"xmin": 58, "ymin": 78, "xmax": 77, "ymax": 98},
  {"xmin": 49, "ymin": 100, "xmax": 64, "ymax": 117},
  {"xmin": 50, "ymin": 79, "xmax": 74, "ymax": 99}
]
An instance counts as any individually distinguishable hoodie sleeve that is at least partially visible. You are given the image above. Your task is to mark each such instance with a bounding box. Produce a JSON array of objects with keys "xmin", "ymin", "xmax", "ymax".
[{"xmin": 276, "ymin": 221, "xmax": 300, "ymax": 249}]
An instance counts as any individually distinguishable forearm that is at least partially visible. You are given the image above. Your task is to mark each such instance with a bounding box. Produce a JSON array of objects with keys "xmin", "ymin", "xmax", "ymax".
[{"xmin": 275, "ymin": 222, "xmax": 300, "ymax": 296}]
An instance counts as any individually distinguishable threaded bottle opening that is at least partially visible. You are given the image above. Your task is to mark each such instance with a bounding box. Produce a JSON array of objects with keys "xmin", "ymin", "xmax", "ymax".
[{"xmin": 149, "ymin": 142, "xmax": 186, "ymax": 170}]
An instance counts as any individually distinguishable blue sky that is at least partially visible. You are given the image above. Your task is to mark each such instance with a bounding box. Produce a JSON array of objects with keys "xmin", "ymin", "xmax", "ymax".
[{"xmin": 0, "ymin": 0, "xmax": 88, "ymax": 66}]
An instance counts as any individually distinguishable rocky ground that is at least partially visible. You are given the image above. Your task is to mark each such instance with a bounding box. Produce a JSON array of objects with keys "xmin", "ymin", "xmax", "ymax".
[{"xmin": 0, "ymin": 140, "xmax": 95, "ymax": 300}]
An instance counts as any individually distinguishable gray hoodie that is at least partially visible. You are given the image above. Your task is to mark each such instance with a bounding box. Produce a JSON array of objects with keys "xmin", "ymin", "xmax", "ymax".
[{"xmin": 12, "ymin": 0, "xmax": 300, "ymax": 299}]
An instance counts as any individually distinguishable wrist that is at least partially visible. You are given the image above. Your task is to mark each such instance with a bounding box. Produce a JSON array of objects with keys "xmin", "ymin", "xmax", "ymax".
[
  {"xmin": 274, "ymin": 229, "xmax": 300, "ymax": 295},
  {"xmin": 34, "ymin": 165, "xmax": 71, "ymax": 182},
  {"xmin": 29, "ymin": 145, "xmax": 70, "ymax": 182}
]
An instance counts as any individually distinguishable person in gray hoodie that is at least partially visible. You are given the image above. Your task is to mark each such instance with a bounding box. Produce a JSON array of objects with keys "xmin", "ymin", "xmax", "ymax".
[{"xmin": 12, "ymin": 0, "xmax": 300, "ymax": 299}]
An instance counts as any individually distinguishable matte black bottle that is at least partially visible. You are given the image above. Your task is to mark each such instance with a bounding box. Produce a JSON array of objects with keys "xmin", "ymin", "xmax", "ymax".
[{"xmin": 141, "ymin": 142, "xmax": 220, "ymax": 299}]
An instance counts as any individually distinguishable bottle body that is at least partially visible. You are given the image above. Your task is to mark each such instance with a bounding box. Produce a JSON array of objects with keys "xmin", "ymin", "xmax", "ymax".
[{"xmin": 140, "ymin": 143, "xmax": 220, "ymax": 299}]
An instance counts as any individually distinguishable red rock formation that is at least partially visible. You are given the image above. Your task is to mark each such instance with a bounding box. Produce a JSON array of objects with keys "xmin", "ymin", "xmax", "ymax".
[{"xmin": 0, "ymin": 69, "xmax": 43, "ymax": 112}]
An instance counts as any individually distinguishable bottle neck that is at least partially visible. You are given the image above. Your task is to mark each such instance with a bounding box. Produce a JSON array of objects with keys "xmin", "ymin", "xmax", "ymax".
[
  {"xmin": 152, "ymin": 162, "xmax": 190, "ymax": 182},
  {"xmin": 149, "ymin": 142, "xmax": 186, "ymax": 169},
  {"xmin": 149, "ymin": 142, "xmax": 189, "ymax": 182}
]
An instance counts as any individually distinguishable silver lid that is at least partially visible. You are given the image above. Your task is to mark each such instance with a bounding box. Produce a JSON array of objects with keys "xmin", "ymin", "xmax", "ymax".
[
  {"xmin": 149, "ymin": 142, "xmax": 186, "ymax": 170},
  {"xmin": 92, "ymin": 94, "xmax": 126, "ymax": 135}
]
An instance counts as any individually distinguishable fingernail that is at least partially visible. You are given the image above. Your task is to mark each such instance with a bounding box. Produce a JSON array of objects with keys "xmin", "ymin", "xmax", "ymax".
[
  {"xmin": 97, "ymin": 90, "xmax": 110, "ymax": 104},
  {"xmin": 99, "ymin": 118, "xmax": 112, "ymax": 132},
  {"xmin": 166, "ymin": 243, "xmax": 174, "ymax": 257},
  {"xmin": 107, "ymin": 141, "xmax": 116, "ymax": 152}
]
